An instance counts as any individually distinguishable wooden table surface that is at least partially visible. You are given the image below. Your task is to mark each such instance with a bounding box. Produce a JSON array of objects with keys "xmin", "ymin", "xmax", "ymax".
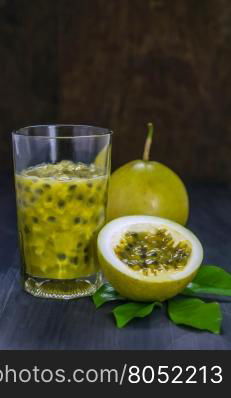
[{"xmin": 1, "ymin": 175, "xmax": 231, "ymax": 350}]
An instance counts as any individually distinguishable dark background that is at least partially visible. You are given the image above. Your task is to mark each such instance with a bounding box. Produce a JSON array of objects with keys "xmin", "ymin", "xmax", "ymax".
[{"xmin": 0, "ymin": 0, "xmax": 230, "ymax": 180}]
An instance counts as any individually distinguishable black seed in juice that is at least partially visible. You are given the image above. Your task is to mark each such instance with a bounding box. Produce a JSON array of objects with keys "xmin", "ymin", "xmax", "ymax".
[
  {"xmin": 69, "ymin": 184, "xmax": 77, "ymax": 191},
  {"xmin": 43, "ymin": 183, "xmax": 51, "ymax": 189},
  {"xmin": 77, "ymin": 242, "xmax": 83, "ymax": 248},
  {"xmin": 57, "ymin": 253, "xmax": 66, "ymax": 261},
  {"xmin": 48, "ymin": 216, "xmax": 56, "ymax": 222},
  {"xmin": 24, "ymin": 225, "xmax": 30, "ymax": 234},
  {"xmin": 87, "ymin": 182, "xmax": 93, "ymax": 188},
  {"xmin": 84, "ymin": 255, "xmax": 89, "ymax": 263},
  {"xmin": 74, "ymin": 217, "xmax": 81, "ymax": 224},
  {"xmin": 58, "ymin": 199, "xmax": 65, "ymax": 208},
  {"xmin": 46, "ymin": 196, "xmax": 52, "ymax": 202},
  {"xmin": 88, "ymin": 197, "xmax": 95, "ymax": 205},
  {"xmin": 35, "ymin": 188, "xmax": 43, "ymax": 195},
  {"xmin": 70, "ymin": 256, "xmax": 78, "ymax": 265},
  {"xmin": 32, "ymin": 217, "xmax": 39, "ymax": 223},
  {"xmin": 77, "ymin": 194, "xmax": 83, "ymax": 201}
]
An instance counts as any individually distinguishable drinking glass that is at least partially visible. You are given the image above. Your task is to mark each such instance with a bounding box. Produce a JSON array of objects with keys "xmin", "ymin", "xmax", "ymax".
[{"xmin": 12, "ymin": 125, "xmax": 112, "ymax": 299}]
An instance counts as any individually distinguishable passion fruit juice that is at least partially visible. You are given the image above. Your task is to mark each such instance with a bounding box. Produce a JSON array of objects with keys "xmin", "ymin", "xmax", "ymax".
[{"xmin": 15, "ymin": 161, "xmax": 108, "ymax": 283}]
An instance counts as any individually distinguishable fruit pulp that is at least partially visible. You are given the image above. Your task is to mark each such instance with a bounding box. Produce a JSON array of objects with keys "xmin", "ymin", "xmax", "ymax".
[
  {"xmin": 15, "ymin": 161, "xmax": 108, "ymax": 298},
  {"xmin": 114, "ymin": 229, "xmax": 191, "ymax": 276}
]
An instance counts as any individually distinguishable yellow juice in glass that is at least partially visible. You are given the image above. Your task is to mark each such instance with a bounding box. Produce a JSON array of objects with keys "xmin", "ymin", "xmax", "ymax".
[{"xmin": 15, "ymin": 160, "xmax": 108, "ymax": 281}]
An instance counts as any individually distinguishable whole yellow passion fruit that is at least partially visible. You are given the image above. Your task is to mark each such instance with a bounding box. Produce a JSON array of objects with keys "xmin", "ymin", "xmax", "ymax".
[{"xmin": 107, "ymin": 123, "xmax": 189, "ymax": 226}]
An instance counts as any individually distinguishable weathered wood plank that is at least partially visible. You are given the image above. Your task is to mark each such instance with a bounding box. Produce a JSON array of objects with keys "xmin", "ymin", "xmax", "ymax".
[{"xmin": 0, "ymin": 178, "xmax": 231, "ymax": 349}]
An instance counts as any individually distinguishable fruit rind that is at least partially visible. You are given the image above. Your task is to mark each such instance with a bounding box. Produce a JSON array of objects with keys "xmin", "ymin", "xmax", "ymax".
[
  {"xmin": 98, "ymin": 252, "xmax": 197, "ymax": 301},
  {"xmin": 107, "ymin": 160, "xmax": 189, "ymax": 225}
]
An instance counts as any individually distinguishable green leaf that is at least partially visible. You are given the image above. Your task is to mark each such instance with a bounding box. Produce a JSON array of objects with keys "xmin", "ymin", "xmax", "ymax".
[
  {"xmin": 113, "ymin": 301, "xmax": 162, "ymax": 328},
  {"xmin": 183, "ymin": 265, "xmax": 231, "ymax": 297},
  {"xmin": 168, "ymin": 297, "xmax": 222, "ymax": 334},
  {"xmin": 92, "ymin": 283, "xmax": 126, "ymax": 308}
]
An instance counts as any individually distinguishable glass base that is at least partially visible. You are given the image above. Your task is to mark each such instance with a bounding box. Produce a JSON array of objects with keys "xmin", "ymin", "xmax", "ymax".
[{"xmin": 24, "ymin": 272, "xmax": 103, "ymax": 300}]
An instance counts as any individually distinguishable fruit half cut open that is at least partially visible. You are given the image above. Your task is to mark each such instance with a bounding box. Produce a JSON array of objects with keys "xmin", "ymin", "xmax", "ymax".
[{"xmin": 97, "ymin": 216, "xmax": 203, "ymax": 301}]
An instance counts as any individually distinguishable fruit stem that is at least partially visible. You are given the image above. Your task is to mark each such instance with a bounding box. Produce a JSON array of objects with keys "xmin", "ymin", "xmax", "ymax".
[{"xmin": 143, "ymin": 122, "xmax": 154, "ymax": 161}]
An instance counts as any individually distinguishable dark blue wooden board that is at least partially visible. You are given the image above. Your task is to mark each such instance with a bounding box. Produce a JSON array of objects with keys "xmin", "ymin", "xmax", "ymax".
[{"xmin": 1, "ymin": 174, "xmax": 231, "ymax": 350}]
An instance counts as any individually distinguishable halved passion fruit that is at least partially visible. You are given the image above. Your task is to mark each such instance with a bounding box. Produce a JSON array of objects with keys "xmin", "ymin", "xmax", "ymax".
[{"xmin": 97, "ymin": 216, "xmax": 203, "ymax": 301}]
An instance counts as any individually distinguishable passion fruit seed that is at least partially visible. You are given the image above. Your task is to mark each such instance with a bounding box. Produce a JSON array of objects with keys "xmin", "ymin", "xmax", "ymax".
[
  {"xmin": 70, "ymin": 256, "xmax": 78, "ymax": 265},
  {"xmin": 57, "ymin": 199, "xmax": 66, "ymax": 208},
  {"xmin": 69, "ymin": 184, "xmax": 77, "ymax": 191},
  {"xmin": 114, "ymin": 228, "xmax": 192, "ymax": 276},
  {"xmin": 35, "ymin": 188, "xmax": 43, "ymax": 195},
  {"xmin": 57, "ymin": 253, "xmax": 66, "ymax": 261},
  {"xmin": 74, "ymin": 216, "xmax": 82, "ymax": 224},
  {"xmin": 47, "ymin": 216, "xmax": 56, "ymax": 222},
  {"xmin": 24, "ymin": 225, "xmax": 30, "ymax": 234}
]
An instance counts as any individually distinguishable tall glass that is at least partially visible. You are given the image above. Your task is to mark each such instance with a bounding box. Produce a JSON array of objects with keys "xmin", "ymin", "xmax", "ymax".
[{"xmin": 12, "ymin": 125, "xmax": 112, "ymax": 299}]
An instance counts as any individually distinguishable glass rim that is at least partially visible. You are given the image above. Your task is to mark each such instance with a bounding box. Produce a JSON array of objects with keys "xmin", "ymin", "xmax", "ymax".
[{"xmin": 12, "ymin": 124, "xmax": 113, "ymax": 139}]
